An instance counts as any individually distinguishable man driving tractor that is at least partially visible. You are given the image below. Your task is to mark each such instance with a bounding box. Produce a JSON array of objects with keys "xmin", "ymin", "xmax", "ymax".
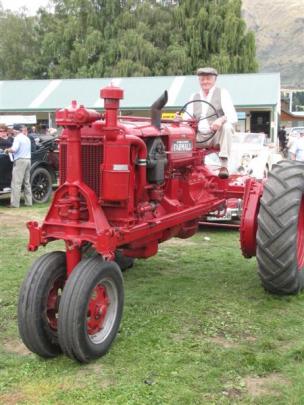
[{"xmin": 185, "ymin": 67, "xmax": 237, "ymax": 179}]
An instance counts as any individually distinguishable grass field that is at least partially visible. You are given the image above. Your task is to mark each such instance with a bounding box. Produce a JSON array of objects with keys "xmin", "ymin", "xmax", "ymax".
[{"xmin": 1, "ymin": 203, "xmax": 304, "ymax": 404}]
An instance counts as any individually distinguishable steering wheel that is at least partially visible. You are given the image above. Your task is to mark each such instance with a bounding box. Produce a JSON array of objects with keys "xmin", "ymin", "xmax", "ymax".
[{"xmin": 178, "ymin": 99, "xmax": 219, "ymax": 143}]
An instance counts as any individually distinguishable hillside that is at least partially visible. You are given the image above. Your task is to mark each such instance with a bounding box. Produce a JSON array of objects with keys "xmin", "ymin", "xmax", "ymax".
[{"xmin": 242, "ymin": 0, "xmax": 304, "ymax": 88}]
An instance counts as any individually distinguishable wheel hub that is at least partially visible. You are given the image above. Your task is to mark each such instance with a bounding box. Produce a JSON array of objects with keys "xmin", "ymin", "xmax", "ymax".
[
  {"xmin": 87, "ymin": 284, "xmax": 109, "ymax": 335},
  {"xmin": 297, "ymin": 198, "xmax": 304, "ymax": 269},
  {"xmin": 46, "ymin": 276, "xmax": 65, "ymax": 331}
]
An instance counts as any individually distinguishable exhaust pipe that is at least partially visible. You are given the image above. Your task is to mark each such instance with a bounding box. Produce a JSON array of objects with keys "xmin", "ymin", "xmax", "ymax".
[{"xmin": 151, "ymin": 91, "xmax": 168, "ymax": 129}]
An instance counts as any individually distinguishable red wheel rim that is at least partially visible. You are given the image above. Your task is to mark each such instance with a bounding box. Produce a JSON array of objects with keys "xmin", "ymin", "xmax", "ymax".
[
  {"xmin": 47, "ymin": 276, "xmax": 65, "ymax": 330},
  {"xmin": 87, "ymin": 284, "xmax": 109, "ymax": 336},
  {"xmin": 297, "ymin": 198, "xmax": 304, "ymax": 269}
]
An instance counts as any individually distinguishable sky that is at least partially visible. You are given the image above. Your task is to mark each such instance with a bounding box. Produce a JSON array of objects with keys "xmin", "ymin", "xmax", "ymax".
[{"xmin": 1, "ymin": 0, "xmax": 51, "ymax": 15}]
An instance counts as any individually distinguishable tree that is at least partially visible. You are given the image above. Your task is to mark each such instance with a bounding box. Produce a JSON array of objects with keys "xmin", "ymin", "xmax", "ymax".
[
  {"xmin": 0, "ymin": 0, "xmax": 258, "ymax": 80},
  {"xmin": 173, "ymin": 0, "xmax": 258, "ymax": 73},
  {"xmin": 0, "ymin": 9, "xmax": 42, "ymax": 79}
]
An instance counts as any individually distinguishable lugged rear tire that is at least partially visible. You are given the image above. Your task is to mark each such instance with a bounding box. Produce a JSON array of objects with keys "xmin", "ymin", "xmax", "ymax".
[{"xmin": 256, "ymin": 160, "xmax": 304, "ymax": 294}]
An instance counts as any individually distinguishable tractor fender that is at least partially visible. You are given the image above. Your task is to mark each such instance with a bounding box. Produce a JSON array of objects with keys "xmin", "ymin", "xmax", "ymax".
[{"xmin": 240, "ymin": 178, "xmax": 263, "ymax": 258}]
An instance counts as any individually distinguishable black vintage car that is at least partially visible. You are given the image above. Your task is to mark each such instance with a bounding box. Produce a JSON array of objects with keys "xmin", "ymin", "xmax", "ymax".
[{"xmin": 0, "ymin": 135, "xmax": 59, "ymax": 204}]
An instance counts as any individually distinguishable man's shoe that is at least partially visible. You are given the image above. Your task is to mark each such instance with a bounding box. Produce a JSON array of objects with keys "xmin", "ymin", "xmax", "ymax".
[{"xmin": 218, "ymin": 167, "xmax": 229, "ymax": 179}]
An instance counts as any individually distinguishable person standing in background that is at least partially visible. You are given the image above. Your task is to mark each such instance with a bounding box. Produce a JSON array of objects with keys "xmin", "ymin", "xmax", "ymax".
[
  {"xmin": 0, "ymin": 125, "xmax": 13, "ymax": 149},
  {"xmin": 278, "ymin": 126, "xmax": 287, "ymax": 152},
  {"xmin": 4, "ymin": 124, "xmax": 32, "ymax": 208},
  {"xmin": 290, "ymin": 131, "xmax": 304, "ymax": 162}
]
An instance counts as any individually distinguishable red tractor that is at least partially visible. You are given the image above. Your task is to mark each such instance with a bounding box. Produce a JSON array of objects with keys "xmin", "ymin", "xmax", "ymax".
[{"xmin": 18, "ymin": 85, "xmax": 304, "ymax": 363}]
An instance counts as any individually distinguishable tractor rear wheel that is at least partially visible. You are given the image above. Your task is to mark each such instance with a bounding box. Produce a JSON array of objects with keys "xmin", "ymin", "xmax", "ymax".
[
  {"xmin": 18, "ymin": 252, "xmax": 66, "ymax": 357},
  {"xmin": 256, "ymin": 160, "xmax": 304, "ymax": 294},
  {"xmin": 58, "ymin": 257, "xmax": 124, "ymax": 363}
]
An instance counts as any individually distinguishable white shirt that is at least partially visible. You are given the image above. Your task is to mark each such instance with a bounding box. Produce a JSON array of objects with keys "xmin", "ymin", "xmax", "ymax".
[
  {"xmin": 290, "ymin": 136, "xmax": 304, "ymax": 161},
  {"xmin": 185, "ymin": 86, "xmax": 237, "ymax": 133},
  {"xmin": 11, "ymin": 133, "xmax": 31, "ymax": 160}
]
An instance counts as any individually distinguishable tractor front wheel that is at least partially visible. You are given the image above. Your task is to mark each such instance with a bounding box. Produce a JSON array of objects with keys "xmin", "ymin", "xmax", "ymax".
[
  {"xmin": 18, "ymin": 252, "xmax": 66, "ymax": 357},
  {"xmin": 256, "ymin": 160, "xmax": 304, "ymax": 294},
  {"xmin": 58, "ymin": 256, "xmax": 124, "ymax": 363}
]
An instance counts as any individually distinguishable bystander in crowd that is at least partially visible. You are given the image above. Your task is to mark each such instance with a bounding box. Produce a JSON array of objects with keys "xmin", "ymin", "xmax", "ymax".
[
  {"xmin": 290, "ymin": 131, "xmax": 304, "ymax": 162},
  {"xmin": 4, "ymin": 124, "xmax": 32, "ymax": 208},
  {"xmin": 0, "ymin": 124, "xmax": 13, "ymax": 150}
]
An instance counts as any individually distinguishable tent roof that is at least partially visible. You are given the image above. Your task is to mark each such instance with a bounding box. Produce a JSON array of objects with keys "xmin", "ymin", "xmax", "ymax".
[{"xmin": 0, "ymin": 72, "xmax": 280, "ymax": 112}]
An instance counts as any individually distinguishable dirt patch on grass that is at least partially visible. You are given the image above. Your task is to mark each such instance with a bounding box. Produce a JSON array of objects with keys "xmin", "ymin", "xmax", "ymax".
[
  {"xmin": 209, "ymin": 336, "xmax": 238, "ymax": 349},
  {"xmin": 76, "ymin": 362, "xmax": 116, "ymax": 388},
  {"xmin": 277, "ymin": 339, "xmax": 298, "ymax": 353},
  {"xmin": 163, "ymin": 238, "xmax": 197, "ymax": 247},
  {"xmin": 244, "ymin": 335, "xmax": 257, "ymax": 343},
  {"xmin": 0, "ymin": 208, "xmax": 46, "ymax": 238},
  {"xmin": 0, "ymin": 208, "xmax": 45, "ymax": 229},
  {"xmin": 80, "ymin": 362, "xmax": 104, "ymax": 374},
  {"xmin": 244, "ymin": 373, "xmax": 290, "ymax": 397},
  {"xmin": 0, "ymin": 391, "xmax": 28, "ymax": 405},
  {"xmin": 222, "ymin": 387, "xmax": 242, "ymax": 399},
  {"xmin": 4, "ymin": 340, "xmax": 32, "ymax": 356}
]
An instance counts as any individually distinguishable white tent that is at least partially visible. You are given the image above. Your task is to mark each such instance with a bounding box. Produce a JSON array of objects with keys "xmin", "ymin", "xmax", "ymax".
[{"xmin": 0, "ymin": 115, "xmax": 37, "ymax": 126}]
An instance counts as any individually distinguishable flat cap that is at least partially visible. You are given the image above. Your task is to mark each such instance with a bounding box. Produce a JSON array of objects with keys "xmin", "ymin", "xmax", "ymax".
[
  {"xmin": 13, "ymin": 124, "xmax": 22, "ymax": 131},
  {"xmin": 197, "ymin": 67, "xmax": 218, "ymax": 76}
]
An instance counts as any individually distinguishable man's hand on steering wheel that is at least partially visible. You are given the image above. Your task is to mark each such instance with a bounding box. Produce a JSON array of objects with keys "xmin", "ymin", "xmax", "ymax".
[{"xmin": 210, "ymin": 116, "xmax": 227, "ymax": 132}]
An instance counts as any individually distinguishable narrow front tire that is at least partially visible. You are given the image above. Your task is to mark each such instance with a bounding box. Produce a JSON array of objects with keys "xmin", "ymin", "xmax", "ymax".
[
  {"xmin": 18, "ymin": 252, "xmax": 66, "ymax": 357},
  {"xmin": 58, "ymin": 257, "xmax": 124, "ymax": 363}
]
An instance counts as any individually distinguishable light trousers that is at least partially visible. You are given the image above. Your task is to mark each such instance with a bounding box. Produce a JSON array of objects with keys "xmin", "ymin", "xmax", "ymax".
[
  {"xmin": 11, "ymin": 159, "xmax": 32, "ymax": 208},
  {"xmin": 196, "ymin": 122, "xmax": 234, "ymax": 159}
]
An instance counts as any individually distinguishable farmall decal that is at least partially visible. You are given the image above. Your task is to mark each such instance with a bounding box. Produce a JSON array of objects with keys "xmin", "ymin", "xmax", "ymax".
[{"xmin": 172, "ymin": 140, "xmax": 193, "ymax": 152}]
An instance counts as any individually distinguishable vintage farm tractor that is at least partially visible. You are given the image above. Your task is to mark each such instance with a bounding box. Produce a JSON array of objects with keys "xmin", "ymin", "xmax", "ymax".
[{"xmin": 18, "ymin": 85, "xmax": 304, "ymax": 363}]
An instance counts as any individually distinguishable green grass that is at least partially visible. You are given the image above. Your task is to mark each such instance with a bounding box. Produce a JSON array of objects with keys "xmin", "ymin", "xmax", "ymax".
[{"xmin": 1, "ymin": 204, "xmax": 304, "ymax": 404}]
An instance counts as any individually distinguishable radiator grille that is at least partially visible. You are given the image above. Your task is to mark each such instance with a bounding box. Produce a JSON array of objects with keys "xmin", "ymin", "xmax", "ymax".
[
  {"xmin": 60, "ymin": 141, "xmax": 103, "ymax": 197},
  {"xmin": 59, "ymin": 144, "xmax": 67, "ymax": 184}
]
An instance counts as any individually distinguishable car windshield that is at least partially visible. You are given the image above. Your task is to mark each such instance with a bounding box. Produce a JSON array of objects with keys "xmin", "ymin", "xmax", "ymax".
[
  {"xmin": 232, "ymin": 132, "xmax": 265, "ymax": 147},
  {"xmin": 289, "ymin": 128, "xmax": 304, "ymax": 137},
  {"xmin": 205, "ymin": 132, "xmax": 269, "ymax": 175}
]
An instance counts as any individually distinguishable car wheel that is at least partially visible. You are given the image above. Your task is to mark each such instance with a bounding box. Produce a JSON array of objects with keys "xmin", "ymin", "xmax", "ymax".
[{"xmin": 31, "ymin": 167, "xmax": 53, "ymax": 204}]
